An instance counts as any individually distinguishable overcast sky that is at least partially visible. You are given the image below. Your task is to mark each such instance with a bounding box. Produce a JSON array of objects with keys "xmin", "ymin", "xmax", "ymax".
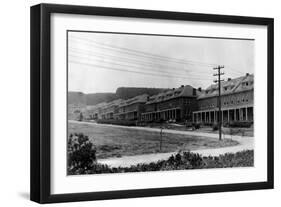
[{"xmin": 68, "ymin": 31, "xmax": 254, "ymax": 94}]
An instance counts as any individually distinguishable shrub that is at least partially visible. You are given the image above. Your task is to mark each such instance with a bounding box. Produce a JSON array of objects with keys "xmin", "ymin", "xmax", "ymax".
[
  {"xmin": 212, "ymin": 124, "xmax": 218, "ymax": 131},
  {"xmin": 182, "ymin": 151, "xmax": 204, "ymax": 167},
  {"xmin": 204, "ymin": 150, "xmax": 254, "ymax": 168},
  {"xmin": 228, "ymin": 121, "xmax": 253, "ymax": 128},
  {"xmin": 96, "ymin": 119, "xmax": 137, "ymax": 126},
  {"xmin": 67, "ymin": 133, "xmax": 97, "ymax": 175},
  {"xmin": 192, "ymin": 123, "xmax": 201, "ymax": 129}
]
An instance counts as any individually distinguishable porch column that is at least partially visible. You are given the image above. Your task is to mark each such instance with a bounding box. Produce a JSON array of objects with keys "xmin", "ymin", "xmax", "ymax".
[
  {"xmin": 204, "ymin": 112, "xmax": 207, "ymax": 123},
  {"xmin": 192, "ymin": 113, "xmax": 194, "ymax": 122},
  {"xmin": 228, "ymin": 110, "xmax": 230, "ymax": 122},
  {"xmin": 245, "ymin": 107, "xmax": 248, "ymax": 121}
]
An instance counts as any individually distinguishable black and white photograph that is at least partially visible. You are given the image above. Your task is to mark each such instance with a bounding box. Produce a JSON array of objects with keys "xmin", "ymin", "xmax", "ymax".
[
  {"xmin": 67, "ymin": 31, "xmax": 254, "ymax": 175},
  {"xmin": 28, "ymin": 3, "xmax": 274, "ymax": 204}
]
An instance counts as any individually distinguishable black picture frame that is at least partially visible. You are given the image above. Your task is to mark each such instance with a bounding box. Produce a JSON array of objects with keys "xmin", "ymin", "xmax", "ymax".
[{"xmin": 30, "ymin": 3, "xmax": 274, "ymax": 204}]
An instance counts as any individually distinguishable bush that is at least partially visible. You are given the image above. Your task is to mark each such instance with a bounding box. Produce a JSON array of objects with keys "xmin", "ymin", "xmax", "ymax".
[
  {"xmin": 192, "ymin": 123, "xmax": 201, "ymax": 129},
  {"xmin": 203, "ymin": 150, "xmax": 254, "ymax": 168},
  {"xmin": 96, "ymin": 119, "xmax": 137, "ymax": 126},
  {"xmin": 212, "ymin": 124, "xmax": 218, "ymax": 131},
  {"xmin": 228, "ymin": 121, "xmax": 253, "ymax": 128},
  {"xmin": 67, "ymin": 133, "xmax": 97, "ymax": 175}
]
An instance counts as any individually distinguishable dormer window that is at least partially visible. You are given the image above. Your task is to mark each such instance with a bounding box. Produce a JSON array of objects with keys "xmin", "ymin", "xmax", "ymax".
[{"xmin": 242, "ymin": 82, "xmax": 249, "ymax": 87}]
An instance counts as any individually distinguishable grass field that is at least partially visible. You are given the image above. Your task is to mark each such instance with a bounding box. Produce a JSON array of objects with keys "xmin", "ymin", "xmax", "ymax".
[{"xmin": 68, "ymin": 122, "xmax": 239, "ymax": 159}]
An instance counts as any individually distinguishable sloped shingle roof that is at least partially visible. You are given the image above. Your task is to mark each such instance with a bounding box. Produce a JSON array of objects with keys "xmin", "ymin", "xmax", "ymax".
[
  {"xmin": 198, "ymin": 74, "xmax": 254, "ymax": 99},
  {"xmin": 146, "ymin": 85, "xmax": 197, "ymax": 104}
]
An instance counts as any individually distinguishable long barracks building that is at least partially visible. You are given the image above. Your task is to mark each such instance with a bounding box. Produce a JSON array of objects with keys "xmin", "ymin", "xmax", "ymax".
[
  {"xmin": 192, "ymin": 73, "xmax": 254, "ymax": 125},
  {"xmin": 83, "ymin": 73, "xmax": 254, "ymax": 125},
  {"xmin": 141, "ymin": 85, "xmax": 199, "ymax": 122},
  {"xmin": 115, "ymin": 94, "xmax": 148, "ymax": 121}
]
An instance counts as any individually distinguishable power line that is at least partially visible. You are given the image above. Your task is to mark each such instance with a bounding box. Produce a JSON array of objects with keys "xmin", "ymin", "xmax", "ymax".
[
  {"xmin": 69, "ymin": 54, "xmax": 213, "ymax": 79},
  {"xmin": 69, "ymin": 36, "xmax": 217, "ymax": 67},
  {"xmin": 224, "ymin": 65, "xmax": 245, "ymax": 76},
  {"xmin": 69, "ymin": 46, "xmax": 245, "ymax": 81},
  {"xmin": 69, "ymin": 60, "xmax": 214, "ymax": 81},
  {"xmin": 69, "ymin": 37, "xmax": 249, "ymax": 78},
  {"xmin": 70, "ymin": 38, "xmax": 246, "ymax": 78},
  {"xmin": 69, "ymin": 47, "xmax": 212, "ymax": 75}
]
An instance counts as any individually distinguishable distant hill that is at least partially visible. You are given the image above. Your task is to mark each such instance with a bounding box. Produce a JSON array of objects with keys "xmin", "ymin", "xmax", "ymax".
[
  {"xmin": 86, "ymin": 93, "xmax": 117, "ymax": 105},
  {"xmin": 68, "ymin": 87, "xmax": 169, "ymax": 106},
  {"xmin": 68, "ymin": 92, "xmax": 87, "ymax": 105}
]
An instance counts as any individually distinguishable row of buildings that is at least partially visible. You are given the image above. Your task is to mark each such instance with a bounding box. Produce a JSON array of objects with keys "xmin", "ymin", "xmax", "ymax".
[{"xmin": 70, "ymin": 73, "xmax": 254, "ymax": 125}]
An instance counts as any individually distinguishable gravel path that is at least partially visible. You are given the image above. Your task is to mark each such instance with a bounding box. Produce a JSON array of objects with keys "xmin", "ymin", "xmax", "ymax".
[{"xmin": 98, "ymin": 137, "xmax": 253, "ymax": 167}]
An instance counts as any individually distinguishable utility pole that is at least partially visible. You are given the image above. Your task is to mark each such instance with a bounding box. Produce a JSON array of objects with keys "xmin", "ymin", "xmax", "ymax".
[
  {"xmin": 213, "ymin": 65, "xmax": 224, "ymax": 141},
  {"xmin": 160, "ymin": 126, "xmax": 163, "ymax": 152}
]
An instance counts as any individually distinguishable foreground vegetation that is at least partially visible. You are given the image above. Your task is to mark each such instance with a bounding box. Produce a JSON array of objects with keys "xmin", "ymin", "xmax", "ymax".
[
  {"xmin": 67, "ymin": 133, "xmax": 253, "ymax": 175},
  {"xmin": 68, "ymin": 122, "xmax": 238, "ymax": 159}
]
